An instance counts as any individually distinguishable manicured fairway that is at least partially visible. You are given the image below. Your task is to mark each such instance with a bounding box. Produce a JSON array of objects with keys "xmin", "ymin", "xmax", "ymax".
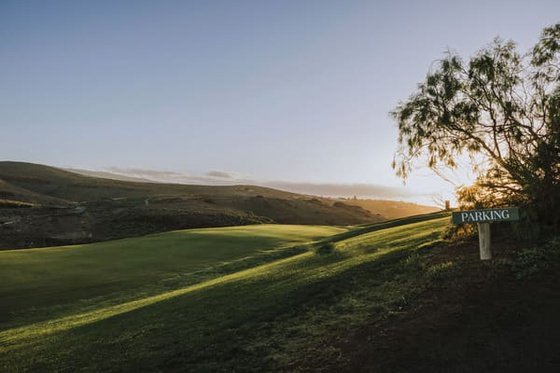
[
  {"xmin": 0, "ymin": 215, "xmax": 450, "ymax": 372},
  {"xmin": 0, "ymin": 224, "xmax": 346, "ymax": 322}
]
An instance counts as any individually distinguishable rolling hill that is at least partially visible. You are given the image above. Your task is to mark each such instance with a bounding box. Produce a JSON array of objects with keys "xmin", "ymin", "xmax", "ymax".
[
  {"xmin": 0, "ymin": 213, "xmax": 449, "ymax": 371},
  {"xmin": 339, "ymin": 197, "xmax": 439, "ymax": 219},
  {"xmin": 0, "ymin": 161, "xmax": 436, "ymax": 249},
  {"xmin": 0, "ymin": 161, "xmax": 380, "ymax": 249},
  {"xmin": 1, "ymin": 212, "xmax": 558, "ymax": 371}
]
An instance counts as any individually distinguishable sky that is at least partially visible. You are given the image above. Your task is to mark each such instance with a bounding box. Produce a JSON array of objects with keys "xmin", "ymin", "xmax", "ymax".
[{"xmin": 1, "ymin": 0, "xmax": 559, "ymax": 205}]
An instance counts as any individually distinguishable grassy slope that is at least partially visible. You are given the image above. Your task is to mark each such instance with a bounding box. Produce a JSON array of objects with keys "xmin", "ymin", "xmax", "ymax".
[
  {"xmin": 0, "ymin": 161, "xmax": 383, "ymax": 249},
  {"xmin": 0, "ymin": 214, "xmax": 449, "ymax": 371},
  {"xmin": 0, "ymin": 224, "xmax": 345, "ymax": 323}
]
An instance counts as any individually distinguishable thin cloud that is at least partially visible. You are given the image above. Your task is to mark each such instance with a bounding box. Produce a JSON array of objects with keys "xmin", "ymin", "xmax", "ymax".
[
  {"xmin": 97, "ymin": 167, "xmax": 417, "ymax": 200},
  {"xmin": 108, "ymin": 167, "xmax": 185, "ymax": 179},
  {"xmin": 104, "ymin": 167, "xmax": 246, "ymax": 185},
  {"xmin": 206, "ymin": 170, "xmax": 236, "ymax": 179}
]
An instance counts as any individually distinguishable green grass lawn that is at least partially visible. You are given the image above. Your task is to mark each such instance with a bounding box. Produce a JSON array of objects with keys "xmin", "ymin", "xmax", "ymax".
[
  {"xmin": 0, "ymin": 215, "xmax": 450, "ymax": 372},
  {"xmin": 0, "ymin": 224, "xmax": 345, "ymax": 323}
]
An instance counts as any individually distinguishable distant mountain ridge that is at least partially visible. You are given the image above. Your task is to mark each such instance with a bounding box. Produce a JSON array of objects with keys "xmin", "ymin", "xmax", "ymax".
[
  {"xmin": 65, "ymin": 168, "xmax": 155, "ymax": 183},
  {"xmin": 0, "ymin": 161, "xmax": 437, "ymax": 249}
]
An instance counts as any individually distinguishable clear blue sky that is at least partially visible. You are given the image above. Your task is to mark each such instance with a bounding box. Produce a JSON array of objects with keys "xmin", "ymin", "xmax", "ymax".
[{"xmin": 1, "ymin": 0, "xmax": 558, "ymax": 203}]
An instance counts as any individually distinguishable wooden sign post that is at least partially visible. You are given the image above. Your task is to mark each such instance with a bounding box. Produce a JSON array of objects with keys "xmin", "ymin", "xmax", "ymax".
[
  {"xmin": 477, "ymin": 222, "xmax": 491, "ymax": 260},
  {"xmin": 451, "ymin": 207, "xmax": 519, "ymax": 260}
]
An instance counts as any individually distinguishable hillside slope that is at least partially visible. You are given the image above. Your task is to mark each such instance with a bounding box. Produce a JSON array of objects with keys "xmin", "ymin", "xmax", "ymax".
[
  {"xmin": 0, "ymin": 213, "xmax": 449, "ymax": 371},
  {"xmin": 0, "ymin": 161, "xmax": 382, "ymax": 249},
  {"xmin": 0, "ymin": 224, "xmax": 346, "ymax": 320},
  {"xmin": 331, "ymin": 238, "xmax": 560, "ymax": 372},
  {"xmin": 2, "ymin": 212, "xmax": 557, "ymax": 371},
  {"xmin": 341, "ymin": 198, "xmax": 439, "ymax": 219}
]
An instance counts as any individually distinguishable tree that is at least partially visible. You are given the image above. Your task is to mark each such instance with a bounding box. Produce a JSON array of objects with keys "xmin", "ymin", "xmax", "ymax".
[{"xmin": 392, "ymin": 24, "xmax": 560, "ymax": 229}]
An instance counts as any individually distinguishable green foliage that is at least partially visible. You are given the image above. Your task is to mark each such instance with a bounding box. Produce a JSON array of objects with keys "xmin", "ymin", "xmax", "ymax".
[
  {"xmin": 392, "ymin": 23, "xmax": 560, "ymax": 228},
  {"xmin": 510, "ymin": 237, "xmax": 560, "ymax": 279}
]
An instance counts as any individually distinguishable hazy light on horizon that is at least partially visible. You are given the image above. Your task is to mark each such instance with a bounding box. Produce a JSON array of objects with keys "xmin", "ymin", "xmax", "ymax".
[
  {"xmin": 70, "ymin": 165, "xmax": 433, "ymax": 204},
  {"xmin": 1, "ymin": 0, "xmax": 558, "ymax": 205}
]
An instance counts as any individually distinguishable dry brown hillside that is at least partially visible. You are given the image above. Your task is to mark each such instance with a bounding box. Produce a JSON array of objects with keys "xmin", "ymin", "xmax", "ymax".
[{"xmin": 338, "ymin": 198, "xmax": 439, "ymax": 219}]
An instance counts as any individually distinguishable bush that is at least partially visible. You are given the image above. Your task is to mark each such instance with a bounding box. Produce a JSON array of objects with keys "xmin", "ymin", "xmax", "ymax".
[
  {"xmin": 511, "ymin": 237, "xmax": 560, "ymax": 279},
  {"xmin": 315, "ymin": 242, "xmax": 336, "ymax": 255}
]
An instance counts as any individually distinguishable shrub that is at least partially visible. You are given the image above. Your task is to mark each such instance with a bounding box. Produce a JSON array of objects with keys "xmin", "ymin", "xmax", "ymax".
[
  {"xmin": 511, "ymin": 237, "xmax": 560, "ymax": 279},
  {"xmin": 315, "ymin": 242, "xmax": 336, "ymax": 255}
]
